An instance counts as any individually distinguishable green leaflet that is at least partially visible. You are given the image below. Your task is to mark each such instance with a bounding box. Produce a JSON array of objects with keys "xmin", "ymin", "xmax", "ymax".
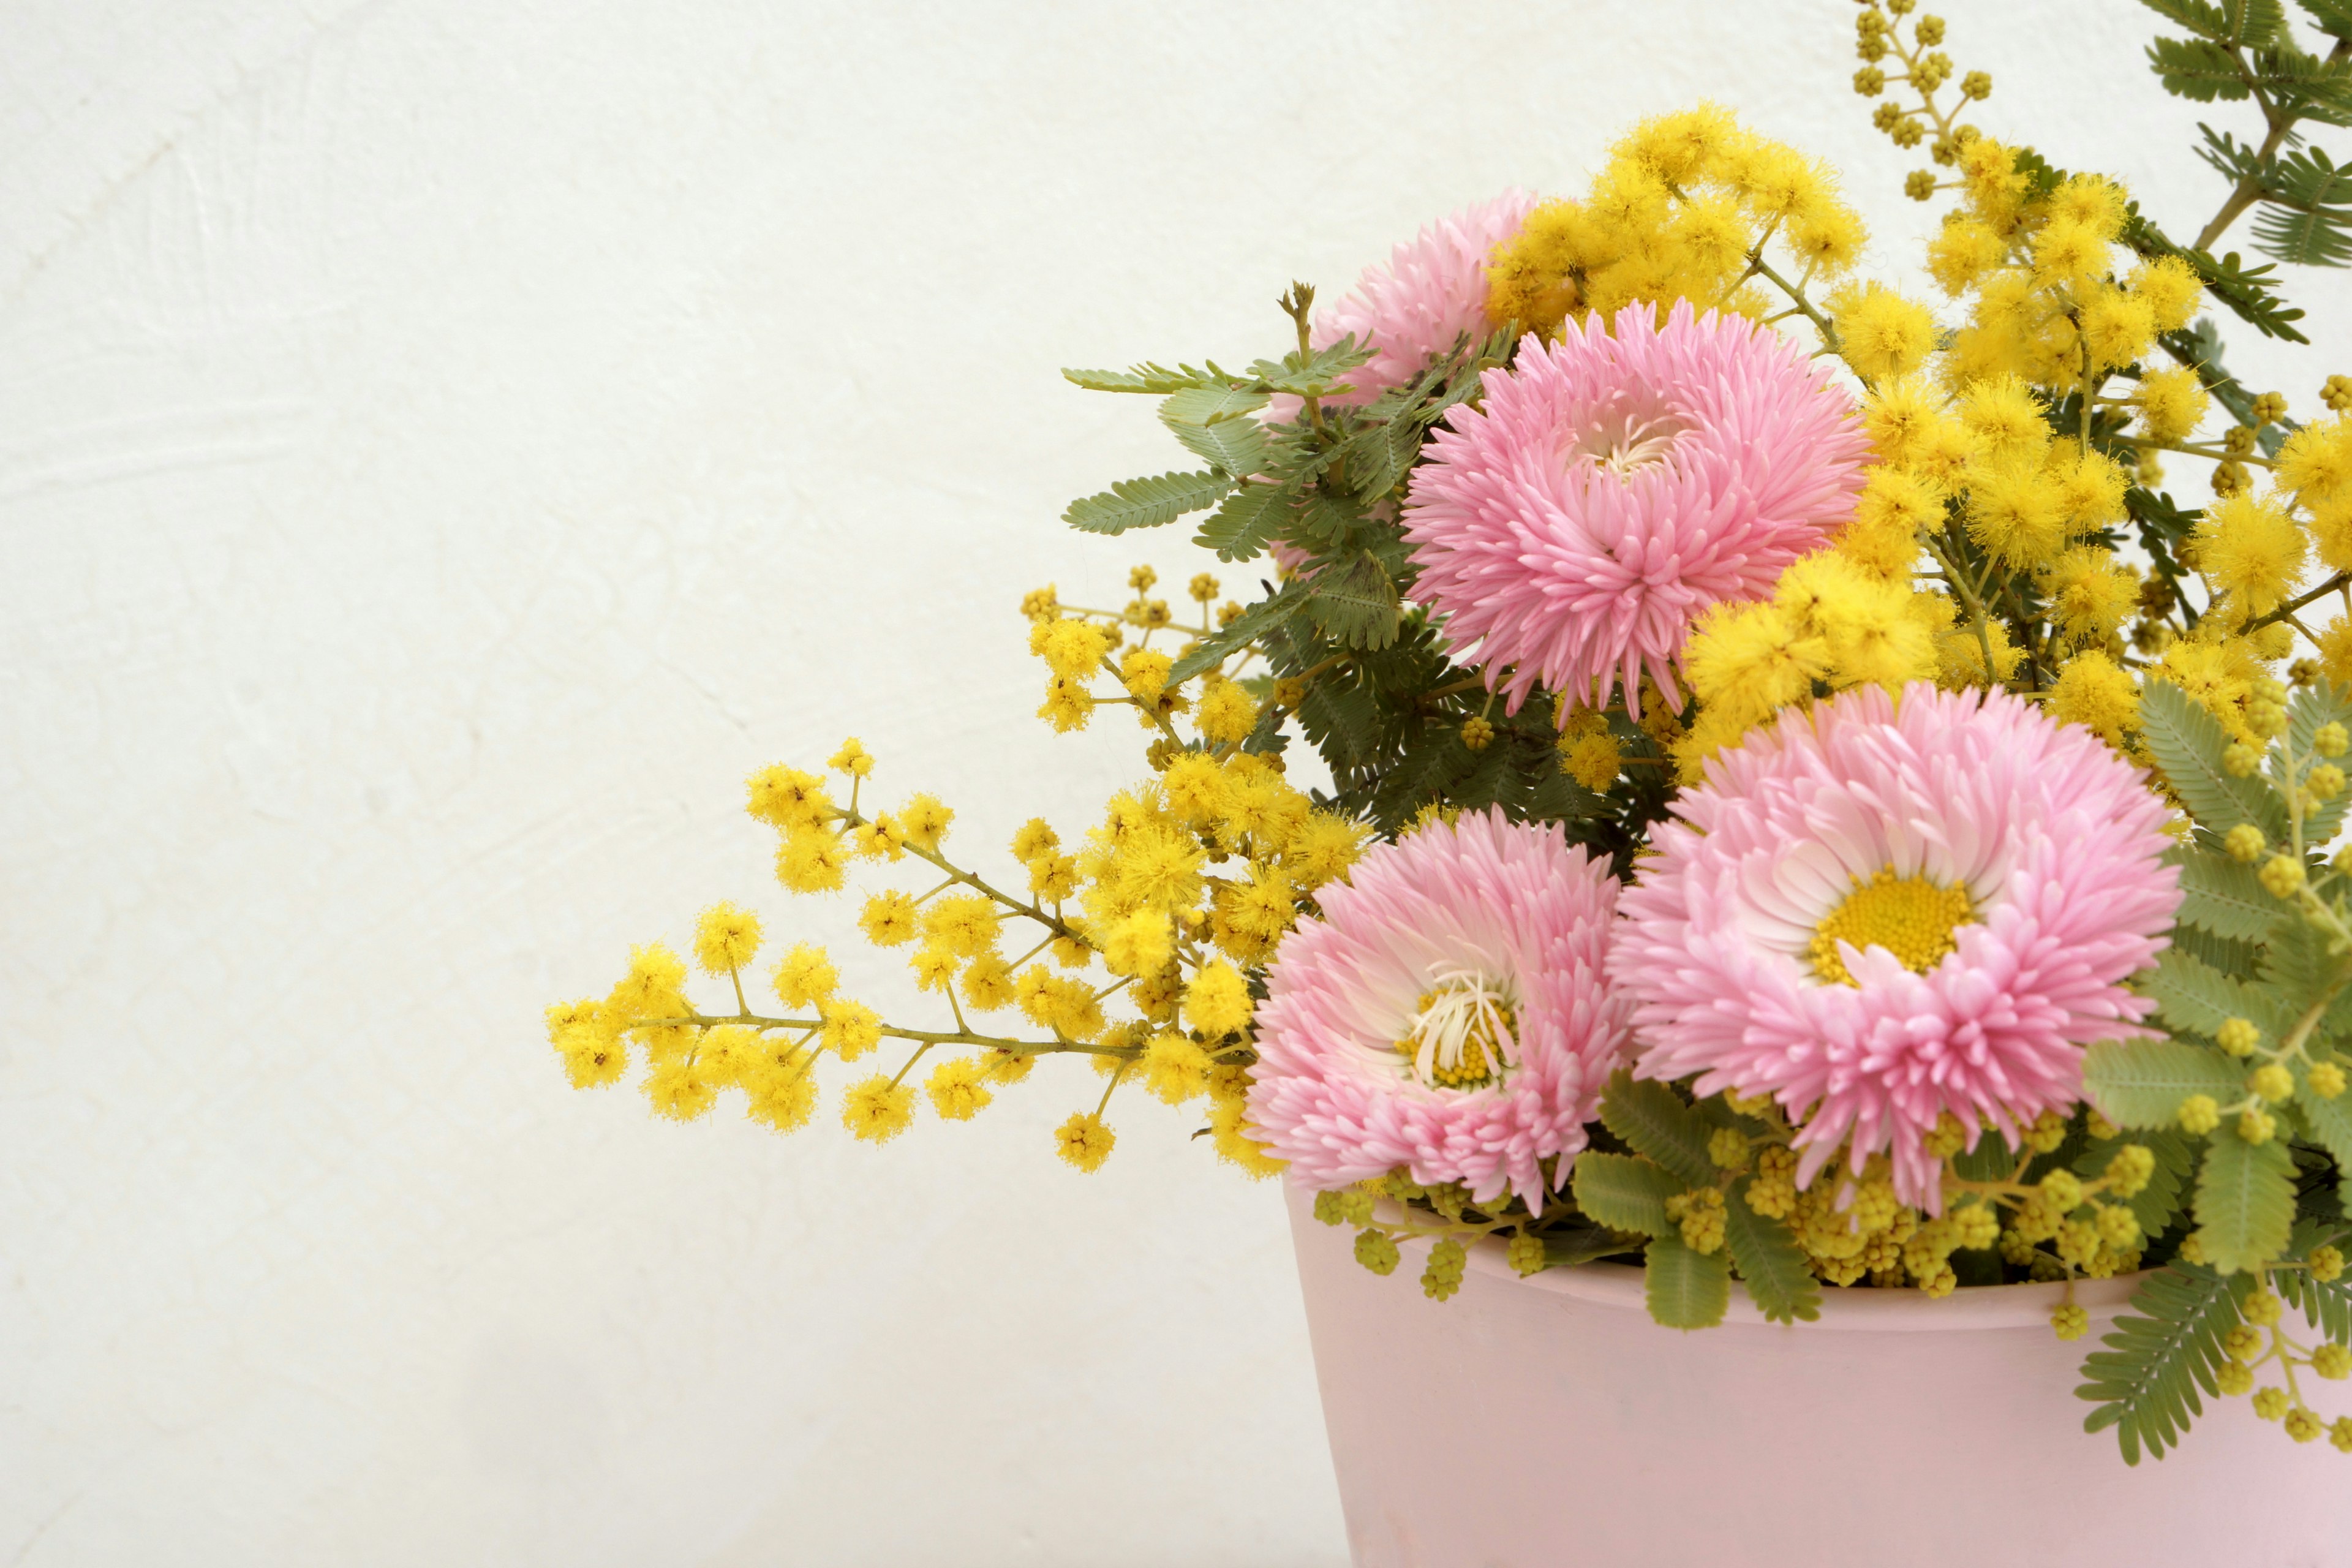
[
  {"xmin": 1062, "ymin": 361, "xmax": 1234, "ymax": 394},
  {"xmin": 2138, "ymin": 681, "xmax": 2290, "ymax": 840},
  {"xmin": 1540, "ymin": 1226, "xmax": 1645, "ymax": 1268},
  {"xmin": 2251, "ymin": 145, "xmax": 2352, "ymax": 266},
  {"xmin": 1598, "ymin": 1072, "xmax": 1717, "ymax": 1186},
  {"xmin": 2278, "ymin": 1217, "xmax": 2352, "ymax": 1338},
  {"xmin": 2301, "ymin": 0, "xmax": 2352, "ymax": 40},
  {"xmin": 1191, "ymin": 481, "xmax": 1292, "ymax": 562},
  {"xmin": 1166, "ymin": 581, "xmax": 1306, "ymax": 685},
  {"xmin": 1164, "ymin": 406, "xmax": 1268, "ymax": 478},
  {"xmin": 2293, "ymin": 1052, "xmax": 2352, "ymax": 1210},
  {"xmin": 1243, "ymin": 337, "xmax": 1376, "ymax": 398},
  {"xmin": 1158, "ymin": 384, "xmax": 1269, "ymax": 425},
  {"xmin": 1569, "ymin": 1153, "xmax": 1681, "ymax": 1236},
  {"xmin": 2078, "ymin": 1263, "xmax": 2252, "ymax": 1463},
  {"xmin": 2194, "ymin": 1134, "xmax": 2297, "ymax": 1275},
  {"xmin": 2149, "ymin": 34, "xmax": 2254, "ymax": 99},
  {"xmin": 2173, "ymin": 848, "xmax": 2287, "ymax": 942},
  {"xmin": 2257, "ymin": 914, "xmax": 2352, "ymax": 1022},
  {"xmin": 2081, "ymin": 1037, "xmax": 2247, "ymax": 1128},
  {"xmin": 2287, "ymin": 680, "xmax": 2352, "ymax": 843},
  {"xmin": 2076, "ymin": 1128, "xmax": 2196, "ymax": 1241},
  {"xmin": 1061, "ymin": 470, "xmax": 1232, "ymax": 535},
  {"xmin": 1305, "ymin": 551, "xmax": 1401, "ymax": 650},
  {"xmin": 1643, "ymin": 1234, "xmax": 1731, "ymax": 1330},
  {"xmin": 2142, "ymin": 948, "xmax": 2293, "ymax": 1040},
  {"xmin": 1722, "ymin": 1177, "xmax": 1821, "ymax": 1324}
]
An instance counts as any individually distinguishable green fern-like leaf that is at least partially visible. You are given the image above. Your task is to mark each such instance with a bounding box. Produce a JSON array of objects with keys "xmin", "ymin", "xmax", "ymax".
[
  {"xmin": 2082, "ymin": 1036, "xmax": 2248, "ymax": 1128},
  {"xmin": 1570, "ymin": 1153, "xmax": 1681, "ymax": 1235},
  {"xmin": 2150, "ymin": 34, "xmax": 2257, "ymax": 98},
  {"xmin": 2076, "ymin": 1128, "xmax": 2196, "ymax": 1241},
  {"xmin": 1643, "ymin": 1234, "xmax": 1731, "ymax": 1329},
  {"xmin": 1191, "ymin": 481, "xmax": 1292, "ymax": 562},
  {"xmin": 2293, "ymin": 1053, "xmax": 2352, "ymax": 1210},
  {"xmin": 1539, "ymin": 1225, "xmax": 1643, "ymax": 1268},
  {"xmin": 2278, "ymin": 1218, "xmax": 2352, "ymax": 1338},
  {"xmin": 1722, "ymin": 1178, "xmax": 1821, "ymax": 1324},
  {"xmin": 1599, "ymin": 1072, "xmax": 1717, "ymax": 1186},
  {"xmin": 2078, "ymin": 1263, "xmax": 2252, "ymax": 1463},
  {"xmin": 2195, "ymin": 1133, "xmax": 2297, "ymax": 1275},
  {"xmin": 2174, "ymin": 848, "xmax": 2288, "ymax": 942},
  {"xmin": 2286, "ymin": 680, "xmax": 2352, "ymax": 844},
  {"xmin": 1061, "ymin": 470, "xmax": 1232, "ymax": 535},
  {"xmin": 1158, "ymin": 384, "xmax": 1269, "ymax": 424},
  {"xmin": 1165, "ymin": 580, "xmax": 1306, "ymax": 684},
  {"xmin": 2139, "ymin": 680, "xmax": 2290, "ymax": 839},
  {"xmin": 2140, "ymin": 0, "xmax": 2232, "ymax": 32},
  {"xmin": 2253, "ymin": 145, "xmax": 2352, "ymax": 266},
  {"xmin": 1062, "ymin": 361, "xmax": 1234, "ymax": 394},
  {"xmin": 1163, "ymin": 404, "xmax": 1269, "ymax": 477},
  {"xmin": 2300, "ymin": 0, "xmax": 2352, "ymax": 40},
  {"xmin": 2143, "ymin": 947, "xmax": 2293, "ymax": 1040},
  {"xmin": 1305, "ymin": 551, "xmax": 1401, "ymax": 650}
]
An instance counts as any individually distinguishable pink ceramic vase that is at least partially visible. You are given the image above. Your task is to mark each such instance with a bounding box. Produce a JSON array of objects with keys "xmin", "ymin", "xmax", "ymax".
[{"xmin": 1284, "ymin": 1180, "xmax": 2351, "ymax": 1567}]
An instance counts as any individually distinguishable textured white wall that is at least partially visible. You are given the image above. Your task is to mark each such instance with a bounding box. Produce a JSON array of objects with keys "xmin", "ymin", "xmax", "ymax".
[{"xmin": 6, "ymin": 3, "xmax": 2346, "ymax": 1564}]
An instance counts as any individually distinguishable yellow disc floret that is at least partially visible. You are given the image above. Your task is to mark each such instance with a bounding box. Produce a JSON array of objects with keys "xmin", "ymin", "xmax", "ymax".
[{"xmin": 1809, "ymin": 867, "xmax": 1977, "ymax": 986}]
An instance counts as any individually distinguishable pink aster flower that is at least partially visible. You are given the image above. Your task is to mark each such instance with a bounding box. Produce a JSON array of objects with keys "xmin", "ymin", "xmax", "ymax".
[
  {"xmin": 1402, "ymin": 300, "xmax": 1870, "ymax": 715},
  {"xmin": 1244, "ymin": 808, "xmax": 1630, "ymax": 1205},
  {"xmin": 1265, "ymin": 190, "xmax": 1535, "ymax": 424},
  {"xmin": 1609, "ymin": 682, "xmax": 2180, "ymax": 1208}
]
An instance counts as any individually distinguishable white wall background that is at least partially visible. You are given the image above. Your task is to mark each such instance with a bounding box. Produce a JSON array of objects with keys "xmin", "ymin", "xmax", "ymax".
[{"xmin": 5, "ymin": 3, "xmax": 2346, "ymax": 1564}]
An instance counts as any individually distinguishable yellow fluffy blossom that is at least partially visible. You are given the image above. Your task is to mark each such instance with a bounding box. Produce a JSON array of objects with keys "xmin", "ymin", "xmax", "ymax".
[
  {"xmin": 692, "ymin": 901, "xmax": 763, "ymax": 976},
  {"xmin": 1141, "ymin": 1032, "xmax": 1214, "ymax": 1104},
  {"xmin": 820, "ymin": 998, "xmax": 883, "ymax": 1060},
  {"xmin": 1055, "ymin": 1110, "xmax": 1117, "ymax": 1171},
  {"xmin": 776, "ymin": 828, "xmax": 849, "ymax": 894},
  {"xmin": 1185, "ymin": 961, "xmax": 1255, "ymax": 1038},
  {"xmin": 746, "ymin": 765, "xmax": 832, "ymax": 832},
  {"xmin": 772, "ymin": 943, "xmax": 839, "ymax": 1009},
  {"xmin": 925, "ymin": 1057, "xmax": 993, "ymax": 1121},
  {"xmin": 2049, "ymin": 652, "xmax": 2139, "ymax": 745},
  {"xmin": 2133, "ymin": 365, "xmax": 2210, "ymax": 443},
  {"xmin": 842, "ymin": 1075, "xmax": 916, "ymax": 1144},
  {"xmin": 1833, "ymin": 284, "xmax": 1938, "ymax": 383},
  {"xmin": 2196, "ymin": 493, "xmax": 2306, "ymax": 617},
  {"xmin": 899, "ymin": 793, "xmax": 954, "ymax": 851}
]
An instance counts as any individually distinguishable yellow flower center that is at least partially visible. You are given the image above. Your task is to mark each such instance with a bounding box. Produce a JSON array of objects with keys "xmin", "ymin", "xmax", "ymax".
[
  {"xmin": 1394, "ymin": 973, "xmax": 1518, "ymax": 1089},
  {"xmin": 1808, "ymin": 867, "xmax": 1976, "ymax": 987}
]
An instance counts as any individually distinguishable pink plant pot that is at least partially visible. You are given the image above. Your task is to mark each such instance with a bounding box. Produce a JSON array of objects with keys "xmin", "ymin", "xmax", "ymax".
[{"xmin": 1284, "ymin": 1180, "xmax": 2351, "ymax": 1567}]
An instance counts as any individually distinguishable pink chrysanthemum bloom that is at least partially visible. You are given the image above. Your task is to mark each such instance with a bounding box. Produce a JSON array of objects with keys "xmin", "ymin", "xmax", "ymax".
[
  {"xmin": 1403, "ymin": 300, "xmax": 1871, "ymax": 715},
  {"xmin": 1265, "ymin": 190, "xmax": 1535, "ymax": 424},
  {"xmin": 1244, "ymin": 808, "xmax": 1629, "ymax": 1205},
  {"xmin": 1610, "ymin": 682, "xmax": 2180, "ymax": 1208}
]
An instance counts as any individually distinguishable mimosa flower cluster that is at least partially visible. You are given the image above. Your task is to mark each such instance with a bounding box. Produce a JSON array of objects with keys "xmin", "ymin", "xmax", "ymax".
[{"xmin": 552, "ymin": 0, "xmax": 2352, "ymax": 1465}]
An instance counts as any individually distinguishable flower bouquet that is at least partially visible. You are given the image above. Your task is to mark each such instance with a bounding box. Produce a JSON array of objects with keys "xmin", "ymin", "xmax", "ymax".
[{"xmin": 547, "ymin": 1, "xmax": 2352, "ymax": 1558}]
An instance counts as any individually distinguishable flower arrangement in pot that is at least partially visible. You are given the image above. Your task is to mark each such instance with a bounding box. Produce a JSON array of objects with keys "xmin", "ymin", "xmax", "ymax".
[{"xmin": 545, "ymin": 0, "xmax": 2352, "ymax": 1555}]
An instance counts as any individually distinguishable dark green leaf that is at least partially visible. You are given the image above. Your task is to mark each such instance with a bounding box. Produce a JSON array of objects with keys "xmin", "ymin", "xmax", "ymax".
[
  {"xmin": 2138, "ymin": 679, "xmax": 2290, "ymax": 839},
  {"xmin": 1192, "ymin": 481, "xmax": 1293, "ymax": 562},
  {"xmin": 2077, "ymin": 1263, "xmax": 2252, "ymax": 1462},
  {"xmin": 1158, "ymin": 385, "xmax": 1269, "ymax": 425},
  {"xmin": 2149, "ymin": 34, "xmax": 2256, "ymax": 98},
  {"xmin": 1540, "ymin": 1225, "xmax": 1645, "ymax": 1267},
  {"xmin": 2253, "ymin": 145, "xmax": 2352, "ymax": 266},
  {"xmin": 1062, "ymin": 361, "xmax": 1235, "ymax": 394},
  {"xmin": 1599, "ymin": 1072, "xmax": 1717, "ymax": 1186},
  {"xmin": 2143, "ymin": 948, "xmax": 2294, "ymax": 1039},
  {"xmin": 2299, "ymin": 0, "xmax": 2352, "ymax": 39},
  {"xmin": 1061, "ymin": 470, "xmax": 1232, "ymax": 535},
  {"xmin": 2141, "ymin": 0, "xmax": 2231, "ymax": 32},
  {"xmin": 1569, "ymin": 1153, "xmax": 1683, "ymax": 1235},
  {"xmin": 2076, "ymin": 1129, "xmax": 2196, "ymax": 1241},
  {"xmin": 2195, "ymin": 1133, "xmax": 2297, "ymax": 1274},
  {"xmin": 2082, "ymin": 1035, "xmax": 2249, "ymax": 1128},
  {"xmin": 1166, "ymin": 581, "xmax": 1306, "ymax": 684},
  {"xmin": 1722, "ymin": 1178, "xmax": 1821, "ymax": 1324},
  {"xmin": 2176, "ymin": 848, "xmax": 2287, "ymax": 941},
  {"xmin": 1306, "ymin": 551, "xmax": 1402, "ymax": 651},
  {"xmin": 1643, "ymin": 1234, "xmax": 1731, "ymax": 1329}
]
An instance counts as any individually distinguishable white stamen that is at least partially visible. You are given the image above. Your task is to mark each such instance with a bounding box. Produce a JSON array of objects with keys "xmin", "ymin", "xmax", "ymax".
[
  {"xmin": 1405, "ymin": 967, "xmax": 1521, "ymax": 1086},
  {"xmin": 1569, "ymin": 406, "xmax": 1689, "ymax": 478}
]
